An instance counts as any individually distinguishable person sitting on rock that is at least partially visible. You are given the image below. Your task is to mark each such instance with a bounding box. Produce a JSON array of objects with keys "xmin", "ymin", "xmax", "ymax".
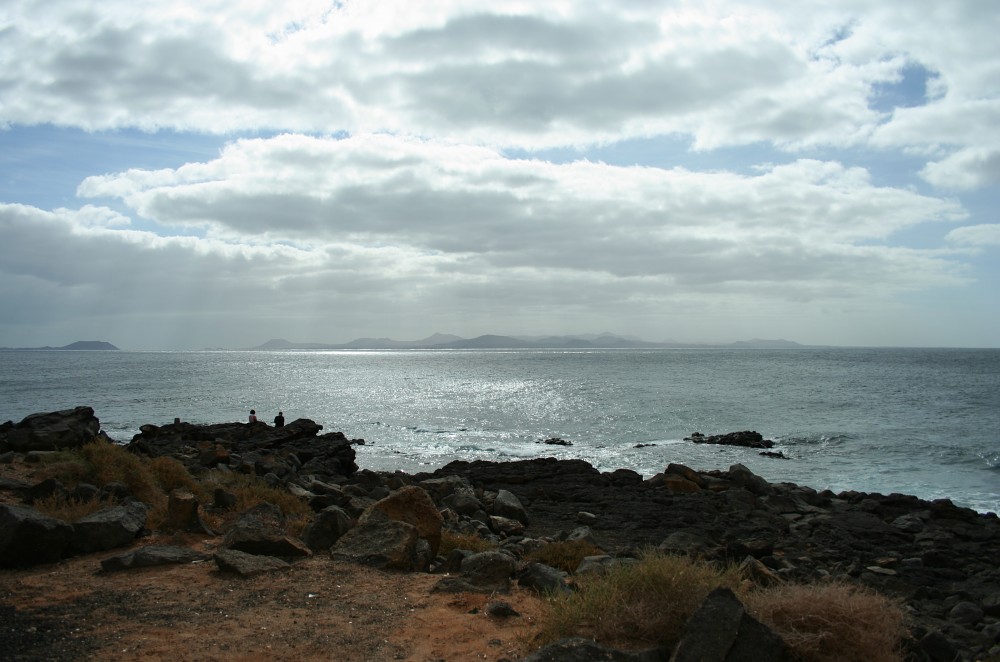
[
  {"xmin": 273, "ymin": 411, "xmax": 285, "ymax": 427},
  {"xmin": 248, "ymin": 409, "xmax": 258, "ymax": 423}
]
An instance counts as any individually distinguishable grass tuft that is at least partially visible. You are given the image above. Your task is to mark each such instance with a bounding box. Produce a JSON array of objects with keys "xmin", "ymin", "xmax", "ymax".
[
  {"xmin": 204, "ymin": 472, "xmax": 313, "ymax": 535},
  {"xmin": 525, "ymin": 539, "xmax": 606, "ymax": 574},
  {"xmin": 746, "ymin": 581, "xmax": 908, "ymax": 662},
  {"xmin": 32, "ymin": 493, "xmax": 117, "ymax": 522},
  {"xmin": 538, "ymin": 550, "xmax": 743, "ymax": 649},
  {"xmin": 79, "ymin": 440, "xmax": 163, "ymax": 504},
  {"xmin": 439, "ymin": 530, "xmax": 498, "ymax": 556}
]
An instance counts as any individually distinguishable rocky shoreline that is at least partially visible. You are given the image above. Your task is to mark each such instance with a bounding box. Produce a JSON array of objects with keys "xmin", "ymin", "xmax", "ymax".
[{"xmin": 2, "ymin": 407, "xmax": 1000, "ymax": 660}]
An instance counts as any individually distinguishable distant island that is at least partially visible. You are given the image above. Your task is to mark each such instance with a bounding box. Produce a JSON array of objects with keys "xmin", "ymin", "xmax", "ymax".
[
  {"xmin": 1, "ymin": 340, "xmax": 120, "ymax": 351},
  {"xmin": 249, "ymin": 333, "xmax": 804, "ymax": 351}
]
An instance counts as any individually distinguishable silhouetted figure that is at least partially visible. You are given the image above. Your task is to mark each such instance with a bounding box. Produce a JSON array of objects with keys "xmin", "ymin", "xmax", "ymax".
[
  {"xmin": 274, "ymin": 411, "xmax": 285, "ymax": 427},
  {"xmin": 248, "ymin": 409, "xmax": 258, "ymax": 423}
]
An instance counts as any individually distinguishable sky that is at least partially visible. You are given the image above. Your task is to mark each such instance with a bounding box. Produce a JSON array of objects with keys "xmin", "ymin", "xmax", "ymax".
[{"xmin": 1, "ymin": 1, "xmax": 998, "ymax": 350}]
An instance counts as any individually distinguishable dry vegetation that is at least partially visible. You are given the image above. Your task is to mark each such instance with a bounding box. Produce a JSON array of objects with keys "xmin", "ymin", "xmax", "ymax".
[
  {"xmin": 747, "ymin": 581, "xmax": 909, "ymax": 662},
  {"xmin": 15, "ymin": 440, "xmax": 911, "ymax": 661},
  {"xmin": 537, "ymin": 549, "xmax": 908, "ymax": 662}
]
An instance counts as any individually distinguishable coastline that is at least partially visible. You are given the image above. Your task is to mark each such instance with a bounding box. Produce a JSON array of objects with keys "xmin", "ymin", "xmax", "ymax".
[{"xmin": 3, "ymin": 408, "xmax": 1000, "ymax": 659}]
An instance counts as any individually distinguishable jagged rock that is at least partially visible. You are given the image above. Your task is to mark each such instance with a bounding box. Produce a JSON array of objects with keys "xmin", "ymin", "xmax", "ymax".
[
  {"xmin": 442, "ymin": 486, "xmax": 486, "ymax": 518},
  {"xmin": 332, "ymin": 516, "xmax": 421, "ymax": 571},
  {"xmin": 540, "ymin": 437, "xmax": 572, "ymax": 446},
  {"xmin": 302, "ymin": 505, "xmax": 353, "ymax": 552},
  {"xmin": 223, "ymin": 503, "xmax": 311, "ymax": 558},
  {"xmin": 686, "ymin": 430, "xmax": 775, "ymax": 449},
  {"xmin": 524, "ymin": 638, "xmax": 656, "ymax": 661},
  {"xmin": 434, "ymin": 550, "xmax": 517, "ymax": 593},
  {"xmin": 214, "ymin": 548, "xmax": 290, "ymax": 576},
  {"xmin": 362, "ymin": 485, "xmax": 443, "ymax": 555},
  {"xmin": 1, "ymin": 406, "xmax": 101, "ymax": 452},
  {"xmin": 671, "ymin": 587, "xmax": 792, "ymax": 662},
  {"xmin": 23, "ymin": 477, "xmax": 67, "ymax": 504},
  {"xmin": 0, "ymin": 504, "xmax": 74, "ymax": 566},
  {"xmin": 489, "ymin": 515, "xmax": 525, "ymax": 536},
  {"xmin": 101, "ymin": 545, "xmax": 209, "ymax": 571},
  {"xmin": 728, "ymin": 464, "xmax": 773, "ymax": 496},
  {"xmin": 518, "ymin": 562, "xmax": 571, "ymax": 595},
  {"xmin": 70, "ymin": 501, "xmax": 147, "ymax": 555},
  {"xmin": 460, "ymin": 550, "xmax": 517, "ymax": 589},
  {"xmin": 493, "ymin": 489, "xmax": 530, "ymax": 525},
  {"xmin": 126, "ymin": 417, "xmax": 359, "ymax": 479}
]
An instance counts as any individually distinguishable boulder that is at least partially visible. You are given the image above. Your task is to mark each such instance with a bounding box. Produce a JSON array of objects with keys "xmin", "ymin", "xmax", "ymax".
[
  {"xmin": 433, "ymin": 550, "xmax": 517, "ymax": 593},
  {"xmin": 362, "ymin": 485, "xmax": 443, "ymax": 555},
  {"xmin": 670, "ymin": 587, "xmax": 792, "ymax": 662},
  {"xmin": 1, "ymin": 407, "xmax": 101, "ymax": 452},
  {"xmin": 101, "ymin": 545, "xmax": 209, "ymax": 571},
  {"xmin": 493, "ymin": 489, "xmax": 530, "ymax": 525},
  {"xmin": 214, "ymin": 548, "xmax": 290, "ymax": 577},
  {"xmin": 331, "ymin": 516, "xmax": 422, "ymax": 571},
  {"xmin": 0, "ymin": 504, "xmax": 74, "ymax": 566},
  {"xmin": 302, "ymin": 505, "xmax": 353, "ymax": 552},
  {"xmin": 69, "ymin": 501, "xmax": 148, "ymax": 555},
  {"xmin": 222, "ymin": 503, "xmax": 311, "ymax": 558},
  {"xmin": 518, "ymin": 562, "xmax": 572, "ymax": 595}
]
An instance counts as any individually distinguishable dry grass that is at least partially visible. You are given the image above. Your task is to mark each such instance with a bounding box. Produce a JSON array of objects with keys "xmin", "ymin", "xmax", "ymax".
[
  {"xmin": 32, "ymin": 493, "xmax": 117, "ymax": 522},
  {"xmin": 79, "ymin": 440, "xmax": 163, "ymax": 504},
  {"xmin": 746, "ymin": 581, "xmax": 908, "ymax": 662},
  {"xmin": 438, "ymin": 530, "xmax": 498, "ymax": 556},
  {"xmin": 525, "ymin": 539, "xmax": 605, "ymax": 574},
  {"xmin": 204, "ymin": 471, "xmax": 314, "ymax": 535},
  {"xmin": 539, "ymin": 550, "xmax": 744, "ymax": 649}
]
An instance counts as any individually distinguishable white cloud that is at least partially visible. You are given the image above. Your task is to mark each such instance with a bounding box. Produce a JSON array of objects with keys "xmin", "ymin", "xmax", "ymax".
[
  {"xmin": 73, "ymin": 133, "xmax": 970, "ymax": 302},
  {"xmin": 2, "ymin": 0, "xmax": 993, "ymax": 158},
  {"xmin": 921, "ymin": 146, "xmax": 1000, "ymax": 190},
  {"xmin": 946, "ymin": 224, "xmax": 1000, "ymax": 247}
]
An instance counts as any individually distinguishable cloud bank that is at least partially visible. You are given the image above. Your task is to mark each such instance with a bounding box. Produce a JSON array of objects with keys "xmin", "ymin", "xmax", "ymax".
[{"xmin": 0, "ymin": 1, "xmax": 997, "ymax": 347}]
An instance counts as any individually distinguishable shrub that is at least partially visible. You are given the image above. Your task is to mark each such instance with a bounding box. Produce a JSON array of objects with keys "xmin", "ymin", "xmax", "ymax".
[
  {"xmin": 439, "ymin": 530, "xmax": 497, "ymax": 556},
  {"xmin": 746, "ymin": 581, "xmax": 908, "ymax": 662},
  {"xmin": 79, "ymin": 440, "xmax": 162, "ymax": 504},
  {"xmin": 538, "ymin": 550, "xmax": 743, "ymax": 649}
]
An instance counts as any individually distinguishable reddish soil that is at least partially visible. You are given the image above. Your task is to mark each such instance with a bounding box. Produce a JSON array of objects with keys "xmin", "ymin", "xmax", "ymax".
[{"xmin": 0, "ymin": 460, "xmax": 548, "ymax": 661}]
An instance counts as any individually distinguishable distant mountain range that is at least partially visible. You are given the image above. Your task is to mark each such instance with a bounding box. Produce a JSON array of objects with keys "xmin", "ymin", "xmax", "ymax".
[
  {"xmin": 1, "ymin": 340, "xmax": 120, "ymax": 351},
  {"xmin": 249, "ymin": 333, "xmax": 804, "ymax": 351}
]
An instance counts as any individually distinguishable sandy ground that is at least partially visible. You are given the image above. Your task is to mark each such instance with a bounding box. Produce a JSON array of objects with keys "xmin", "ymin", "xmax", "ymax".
[
  {"xmin": 1, "ymin": 537, "xmax": 549, "ymax": 661},
  {"xmin": 0, "ymin": 461, "xmax": 549, "ymax": 661}
]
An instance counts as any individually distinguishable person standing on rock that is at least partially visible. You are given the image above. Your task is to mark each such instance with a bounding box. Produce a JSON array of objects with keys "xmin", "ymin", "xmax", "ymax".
[
  {"xmin": 274, "ymin": 411, "xmax": 285, "ymax": 427},
  {"xmin": 248, "ymin": 409, "xmax": 258, "ymax": 423}
]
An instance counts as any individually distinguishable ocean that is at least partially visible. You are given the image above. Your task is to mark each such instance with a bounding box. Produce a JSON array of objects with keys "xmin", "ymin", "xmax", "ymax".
[{"xmin": 1, "ymin": 347, "xmax": 998, "ymax": 514}]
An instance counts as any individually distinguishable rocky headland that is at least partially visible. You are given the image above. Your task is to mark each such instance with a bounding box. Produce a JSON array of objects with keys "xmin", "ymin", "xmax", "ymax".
[{"xmin": 2, "ymin": 407, "xmax": 999, "ymax": 661}]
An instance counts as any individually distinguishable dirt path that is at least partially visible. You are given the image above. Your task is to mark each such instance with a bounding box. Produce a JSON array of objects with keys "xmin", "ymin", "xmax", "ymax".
[{"xmin": 0, "ymin": 536, "xmax": 548, "ymax": 661}]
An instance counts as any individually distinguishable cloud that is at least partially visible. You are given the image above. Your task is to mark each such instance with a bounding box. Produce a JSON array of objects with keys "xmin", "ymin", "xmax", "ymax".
[
  {"xmin": 946, "ymin": 224, "xmax": 1000, "ymax": 247},
  {"xmin": 74, "ymin": 133, "xmax": 969, "ymax": 298},
  {"xmin": 2, "ymin": 0, "xmax": 992, "ymax": 158},
  {"xmin": 921, "ymin": 146, "xmax": 1000, "ymax": 190}
]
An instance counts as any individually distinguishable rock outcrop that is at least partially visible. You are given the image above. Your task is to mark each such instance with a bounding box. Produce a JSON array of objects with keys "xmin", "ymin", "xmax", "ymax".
[
  {"xmin": 125, "ymin": 417, "xmax": 360, "ymax": 482},
  {"xmin": 0, "ymin": 406, "xmax": 101, "ymax": 452},
  {"xmin": 685, "ymin": 430, "xmax": 775, "ymax": 449}
]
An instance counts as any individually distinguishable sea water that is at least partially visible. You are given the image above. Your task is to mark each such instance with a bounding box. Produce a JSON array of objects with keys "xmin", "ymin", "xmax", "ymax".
[{"xmin": 1, "ymin": 347, "xmax": 998, "ymax": 514}]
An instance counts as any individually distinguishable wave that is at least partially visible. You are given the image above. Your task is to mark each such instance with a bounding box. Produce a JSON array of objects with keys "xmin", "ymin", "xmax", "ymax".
[{"xmin": 774, "ymin": 432, "xmax": 856, "ymax": 446}]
